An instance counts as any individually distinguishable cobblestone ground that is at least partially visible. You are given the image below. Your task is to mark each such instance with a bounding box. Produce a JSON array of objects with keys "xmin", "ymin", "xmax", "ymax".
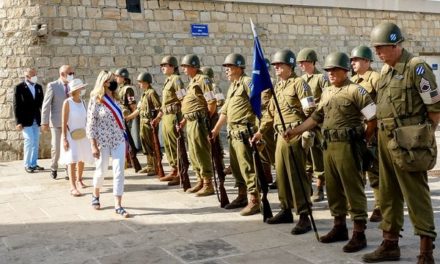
[{"xmin": 0, "ymin": 149, "xmax": 439, "ymax": 264}]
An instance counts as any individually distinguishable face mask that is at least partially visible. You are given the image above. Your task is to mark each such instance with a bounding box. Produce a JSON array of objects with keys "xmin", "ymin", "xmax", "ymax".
[
  {"xmin": 30, "ymin": 76, "xmax": 38, "ymax": 83},
  {"xmin": 108, "ymin": 80, "xmax": 118, "ymax": 91},
  {"xmin": 80, "ymin": 89, "xmax": 86, "ymax": 96},
  {"xmin": 67, "ymin": 74, "xmax": 74, "ymax": 82}
]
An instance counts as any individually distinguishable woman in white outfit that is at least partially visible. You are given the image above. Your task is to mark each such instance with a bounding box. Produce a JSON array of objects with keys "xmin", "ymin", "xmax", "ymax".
[
  {"xmin": 60, "ymin": 78, "xmax": 93, "ymax": 196},
  {"xmin": 86, "ymin": 70, "xmax": 129, "ymax": 218}
]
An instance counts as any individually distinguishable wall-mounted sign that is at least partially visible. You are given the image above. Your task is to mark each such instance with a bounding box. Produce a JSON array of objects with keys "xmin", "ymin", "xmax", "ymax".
[
  {"xmin": 432, "ymin": 63, "xmax": 438, "ymax": 70},
  {"xmin": 191, "ymin": 24, "xmax": 209, "ymax": 37}
]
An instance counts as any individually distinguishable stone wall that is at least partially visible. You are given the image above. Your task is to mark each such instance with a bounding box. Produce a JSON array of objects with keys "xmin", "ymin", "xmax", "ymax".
[{"xmin": 2, "ymin": 0, "xmax": 440, "ymax": 161}]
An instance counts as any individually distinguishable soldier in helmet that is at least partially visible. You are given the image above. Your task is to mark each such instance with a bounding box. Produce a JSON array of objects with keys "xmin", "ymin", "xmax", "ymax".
[
  {"xmin": 252, "ymin": 49, "xmax": 315, "ymax": 234},
  {"xmin": 362, "ymin": 22, "xmax": 438, "ymax": 264},
  {"xmin": 155, "ymin": 55, "xmax": 186, "ymax": 186},
  {"xmin": 297, "ymin": 48, "xmax": 329, "ymax": 202},
  {"xmin": 211, "ymin": 53, "xmax": 260, "ymax": 216},
  {"xmin": 178, "ymin": 54, "xmax": 217, "ymax": 196},
  {"xmin": 284, "ymin": 52, "xmax": 376, "ymax": 252},
  {"xmin": 350, "ymin": 45, "xmax": 382, "ymax": 223},
  {"xmin": 115, "ymin": 68, "xmax": 141, "ymax": 153},
  {"xmin": 125, "ymin": 72, "xmax": 162, "ymax": 176}
]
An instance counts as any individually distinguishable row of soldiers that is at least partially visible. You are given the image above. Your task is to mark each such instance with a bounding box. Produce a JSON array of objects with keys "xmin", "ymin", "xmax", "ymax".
[{"xmin": 116, "ymin": 22, "xmax": 437, "ymax": 263}]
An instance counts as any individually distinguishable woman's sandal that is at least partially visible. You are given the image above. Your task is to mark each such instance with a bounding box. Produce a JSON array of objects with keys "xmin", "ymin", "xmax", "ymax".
[
  {"xmin": 70, "ymin": 189, "xmax": 82, "ymax": 197},
  {"xmin": 91, "ymin": 195, "xmax": 100, "ymax": 210},
  {"xmin": 77, "ymin": 179, "xmax": 87, "ymax": 189},
  {"xmin": 115, "ymin": 207, "xmax": 129, "ymax": 218}
]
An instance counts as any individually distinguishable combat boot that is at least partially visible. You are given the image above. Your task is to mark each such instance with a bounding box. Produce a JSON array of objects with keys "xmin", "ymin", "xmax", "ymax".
[
  {"xmin": 343, "ymin": 220, "xmax": 367, "ymax": 253},
  {"xmin": 266, "ymin": 209, "xmax": 293, "ymax": 224},
  {"xmin": 369, "ymin": 208, "xmax": 382, "ymax": 222},
  {"xmin": 291, "ymin": 213, "xmax": 312, "ymax": 235},
  {"xmin": 320, "ymin": 216, "xmax": 349, "ymax": 243},
  {"xmin": 362, "ymin": 231, "xmax": 400, "ymax": 262},
  {"xmin": 417, "ymin": 236, "xmax": 435, "ymax": 264},
  {"xmin": 167, "ymin": 175, "xmax": 180, "ymax": 186},
  {"xmin": 262, "ymin": 163, "xmax": 273, "ymax": 184},
  {"xmin": 160, "ymin": 167, "xmax": 178, "ymax": 182},
  {"xmin": 311, "ymin": 186, "xmax": 325, "ymax": 202},
  {"xmin": 186, "ymin": 178, "xmax": 203, "ymax": 193},
  {"xmin": 224, "ymin": 185, "xmax": 247, "ymax": 209},
  {"xmin": 240, "ymin": 193, "xmax": 261, "ymax": 216},
  {"xmin": 195, "ymin": 178, "xmax": 215, "ymax": 197},
  {"xmin": 139, "ymin": 155, "xmax": 156, "ymax": 176}
]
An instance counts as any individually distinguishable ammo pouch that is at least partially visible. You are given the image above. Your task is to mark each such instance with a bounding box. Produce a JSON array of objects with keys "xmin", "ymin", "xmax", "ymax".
[
  {"xmin": 387, "ymin": 123, "xmax": 437, "ymax": 172},
  {"xmin": 70, "ymin": 128, "xmax": 86, "ymax": 140}
]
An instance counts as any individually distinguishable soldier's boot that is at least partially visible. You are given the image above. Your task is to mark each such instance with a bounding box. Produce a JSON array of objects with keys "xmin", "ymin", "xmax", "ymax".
[
  {"xmin": 161, "ymin": 167, "xmax": 178, "ymax": 182},
  {"xmin": 291, "ymin": 213, "xmax": 312, "ymax": 235},
  {"xmin": 362, "ymin": 231, "xmax": 400, "ymax": 262},
  {"xmin": 369, "ymin": 208, "xmax": 382, "ymax": 222},
  {"xmin": 320, "ymin": 216, "xmax": 349, "ymax": 243},
  {"xmin": 224, "ymin": 185, "xmax": 248, "ymax": 209},
  {"xmin": 223, "ymin": 165, "xmax": 232, "ymax": 175},
  {"xmin": 311, "ymin": 184, "xmax": 325, "ymax": 202},
  {"xmin": 417, "ymin": 236, "xmax": 435, "ymax": 264},
  {"xmin": 167, "ymin": 168, "xmax": 180, "ymax": 186},
  {"xmin": 195, "ymin": 178, "xmax": 215, "ymax": 197},
  {"xmin": 266, "ymin": 209, "xmax": 294, "ymax": 224},
  {"xmin": 186, "ymin": 178, "xmax": 203, "ymax": 193},
  {"xmin": 343, "ymin": 220, "xmax": 367, "ymax": 253},
  {"xmin": 262, "ymin": 163, "xmax": 273, "ymax": 184},
  {"xmin": 240, "ymin": 193, "xmax": 261, "ymax": 216},
  {"xmin": 139, "ymin": 155, "xmax": 156, "ymax": 176}
]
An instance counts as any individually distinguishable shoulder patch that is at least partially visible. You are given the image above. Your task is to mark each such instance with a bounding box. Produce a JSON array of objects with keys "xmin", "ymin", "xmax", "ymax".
[
  {"xmin": 416, "ymin": 65, "xmax": 425, "ymax": 76},
  {"xmin": 322, "ymin": 74, "xmax": 329, "ymax": 82},
  {"xmin": 357, "ymin": 85, "xmax": 368, "ymax": 96},
  {"xmin": 419, "ymin": 77, "xmax": 431, "ymax": 92}
]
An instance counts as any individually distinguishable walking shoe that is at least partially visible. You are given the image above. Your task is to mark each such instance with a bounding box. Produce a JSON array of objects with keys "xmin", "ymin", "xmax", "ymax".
[
  {"xmin": 362, "ymin": 240, "xmax": 400, "ymax": 263},
  {"xmin": 51, "ymin": 170, "xmax": 57, "ymax": 179},
  {"xmin": 25, "ymin": 167, "xmax": 35, "ymax": 173},
  {"xmin": 266, "ymin": 209, "xmax": 294, "ymax": 224}
]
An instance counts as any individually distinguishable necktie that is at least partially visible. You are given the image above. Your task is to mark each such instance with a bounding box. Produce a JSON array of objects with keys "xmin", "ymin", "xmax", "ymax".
[{"xmin": 64, "ymin": 83, "xmax": 70, "ymax": 97}]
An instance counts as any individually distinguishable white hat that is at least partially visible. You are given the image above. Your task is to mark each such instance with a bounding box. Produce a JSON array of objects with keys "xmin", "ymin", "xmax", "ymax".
[{"xmin": 68, "ymin": 78, "xmax": 88, "ymax": 94}]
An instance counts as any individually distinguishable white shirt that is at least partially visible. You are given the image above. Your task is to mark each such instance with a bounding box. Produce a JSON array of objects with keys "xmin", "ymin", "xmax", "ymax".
[{"xmin": 25, "ymin": 80, "xmax": 36, "ymax": 99}]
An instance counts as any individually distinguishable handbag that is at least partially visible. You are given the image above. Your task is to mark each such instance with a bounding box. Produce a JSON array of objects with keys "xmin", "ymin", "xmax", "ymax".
[{"xmin": 70, "ymin": 128, "xmax": 86, "ymax": 140}]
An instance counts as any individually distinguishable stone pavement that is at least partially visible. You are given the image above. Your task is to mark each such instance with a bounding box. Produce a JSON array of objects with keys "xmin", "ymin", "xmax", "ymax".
[{"xmin": 0, "ymin": 152, "xmax": 439, "ymax": 264}]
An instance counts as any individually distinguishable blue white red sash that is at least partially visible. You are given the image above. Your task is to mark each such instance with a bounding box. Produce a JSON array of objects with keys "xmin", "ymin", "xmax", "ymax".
[{"xmin": 101, "ymin": 94, "xmax": 128, "ymax": 140}]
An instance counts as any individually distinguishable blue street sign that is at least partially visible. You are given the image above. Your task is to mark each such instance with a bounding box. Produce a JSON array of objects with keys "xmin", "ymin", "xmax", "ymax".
[
  {"xmin": 432, "ymin": 64, "xmax": 438, "ymax": 70},
  {"xmin": 191, "ymin": 24, "xmax": 209, "ymax": 37}
]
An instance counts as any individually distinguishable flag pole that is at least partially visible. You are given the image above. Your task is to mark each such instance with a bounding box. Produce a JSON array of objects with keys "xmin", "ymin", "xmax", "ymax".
[{"xmin": 250, "ymin": 19, "xmax": 320, "ymax": 242}]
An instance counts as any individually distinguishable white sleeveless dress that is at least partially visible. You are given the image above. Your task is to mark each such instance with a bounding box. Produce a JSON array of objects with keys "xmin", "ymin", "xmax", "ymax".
[{"xmin": 60, "ymin": 98, "xmax": 93, "ymax": 164}]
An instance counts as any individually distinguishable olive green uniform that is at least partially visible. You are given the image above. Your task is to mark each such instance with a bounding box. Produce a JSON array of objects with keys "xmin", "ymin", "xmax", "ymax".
[
  {"xmin": 376, "ymin": 49, "xmax": 437, "ymax": 239},
  {"xmin": 161, "ymin": 74, "xmax": 185, "ymax": 169},
  {"xmin": 311, "ymin": 78, "xmax": 374, "ymax": 220},
  {"xmin": 181, "ymin": 73, "xmax": 215, "ymax": 181},
  {"xmin": 138, "ymin": 88, "xmax": 161, "ymax": 156},
  {"xmin": 221, "ymin": 75, "xmax": 257, "ymax": 194},
  {"xmin": 260, "ymin": 74, "xmax": 315, "ymax": 213},
  {"xmin": 351, "ymin": 69, "xmax": 381, "ymax": 209},
  {"xmin": 301, "ymin": 70, "xmax": 328, "ymax": 181}
]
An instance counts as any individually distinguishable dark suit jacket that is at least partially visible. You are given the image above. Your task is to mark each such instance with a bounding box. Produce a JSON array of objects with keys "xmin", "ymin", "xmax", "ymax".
[{"xmin": 13, "ymin": 81, "xmax": 44, "ymax": 127}]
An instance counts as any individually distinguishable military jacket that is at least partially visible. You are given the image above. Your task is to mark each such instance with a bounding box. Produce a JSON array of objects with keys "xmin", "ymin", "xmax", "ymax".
[
  {"xmin": 351, "ymin": 69, "xmax": 380, "ymax": 102},
  {"xmin": 118, "ymin": 84, "xmax": 137, "ymax": 116},
  {"xmin": 138, "ymin": 88, "xmax": 161, "ymax": 120},
  {"xmin": 162, "ymin": 74, "xmax": 184, "ymax": 109},
  {"xmin": 311, "ymin": 78, "xmax": 375, "ymax": 130},
  {"xmin": 376, "ymin": 49, "xmax": 440, "ymax": 120},
  {"xmin": 260, "ymin": 74, "xmax": 315, "ymax": 133},
  {"xmin": 301, "ymin": 69, "xmax": 329, "ymax": 104},
  {"xmin": 181, "ymin": 73, "xmax": 215, "ymax": 115},
  {"xmin": 221, "ymin": 74, "xmax": 256, "ymax": 126}
]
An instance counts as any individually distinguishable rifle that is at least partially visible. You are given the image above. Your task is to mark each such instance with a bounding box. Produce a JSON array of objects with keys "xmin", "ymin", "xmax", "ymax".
[
  {"xmin": 205, "ymin": 116, "xmax": 230, "ymax": 208},
  {"xmin": 242, "ymin": 126, "xmax": 273, "ymax": 222},
  {"xmin": 124, "ymin": 120, "xmax": 142, "ymax": 173},
  {"xmin": 151, "ymin": 109, "xmax": 165, "ymax": 179},
  {"xmin": 270, "ymin": 88, "xmax": 320, "ymax": 241},
  {"xmin": 175, "ymin": 115, "xmax": 191, "ymax": 191}
]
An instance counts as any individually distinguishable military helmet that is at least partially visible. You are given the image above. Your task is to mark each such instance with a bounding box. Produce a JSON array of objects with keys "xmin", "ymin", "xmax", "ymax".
[
  {"xmin": 115, "ymin": 68, "xmax": 129, "ymax": 78},
  {"xmin": 222, "ymin": 53, "xmax": 246, "ymax": 68},
  {"xmin": 271, "ymin": 49, "xmax": 296, "ymax": 67},
  {"xmin": 181, "ymin": 54, "xmax": 200, "ymax": 68},
  {"xmin": 323, "ymin": 52, "xmax": 351, "ymax": 71},
  {"xmin": 350, "ymin": 45, "xmax": 374, "ymax": 61},
  {"xmin": 137, "ymin": 72, "xmax": 152, "ymax": 84},
  {"xmin": 370, "ymin": 22, "xmax": 404, "ymax": 46},
  {"xmin": 160, "ymin": 56, "xmax": 178, "ymax": 68},
  {"xmin": 200, "ymin": 66, "xmax": 214, "ymax": 79},
  {"xmin": 297, "ymin": 48, "xmax": 318, "ymax": 62}
]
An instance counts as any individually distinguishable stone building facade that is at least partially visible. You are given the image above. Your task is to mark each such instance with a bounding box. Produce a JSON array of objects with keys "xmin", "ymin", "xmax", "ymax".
[{"xmin": 1, "ymin": 0, "xmax": 440, "ymax": 161}]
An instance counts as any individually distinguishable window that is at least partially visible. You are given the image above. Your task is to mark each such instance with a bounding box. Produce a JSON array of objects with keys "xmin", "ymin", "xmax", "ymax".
[{"xmin": 126, "ymin": 0, "xmax": 141, "ymax": 13}]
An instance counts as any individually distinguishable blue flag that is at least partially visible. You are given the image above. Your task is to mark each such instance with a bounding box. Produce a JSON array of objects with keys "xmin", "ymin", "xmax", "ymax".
[{"xmin": 250, "ymin": 19, "xmax": 273, "ymax": 119}]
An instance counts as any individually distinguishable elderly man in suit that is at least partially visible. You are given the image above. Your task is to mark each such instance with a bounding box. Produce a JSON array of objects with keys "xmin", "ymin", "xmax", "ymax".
[
  {"xmin": 13, "ymin": 68, "xmax": 45, "ymax": 173},
  {"xmin": 41, "ymin": 65, "xmax": 75, "ymax": 179}
]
